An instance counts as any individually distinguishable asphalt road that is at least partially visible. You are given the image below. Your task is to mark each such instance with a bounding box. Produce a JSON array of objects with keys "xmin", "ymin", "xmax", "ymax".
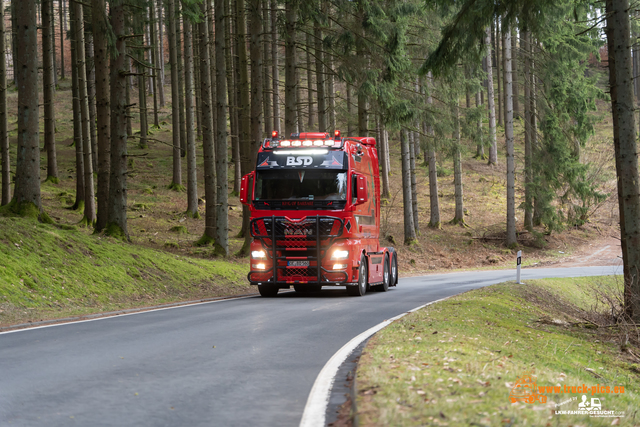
[{"xmin": 0, "ymin": 265, "xmax": 620, "ymax": 426}]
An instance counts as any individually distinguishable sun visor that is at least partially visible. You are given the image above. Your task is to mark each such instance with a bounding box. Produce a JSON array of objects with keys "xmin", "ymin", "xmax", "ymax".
[{"xmin": 256, "ymin": 151, "xmax": 347, "ymax": 170}]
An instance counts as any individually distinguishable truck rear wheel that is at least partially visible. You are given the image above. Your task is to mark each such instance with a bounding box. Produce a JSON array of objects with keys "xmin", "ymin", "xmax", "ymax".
[
  {"xmin": 347, "ymin": 255, "xmax": 367, "ymax": 296},
  {"xmin": 390, "ymin": 252, "xmax": 398, "ymax": 286},
  {"xmin": 258, "ymin": 284, "xmax": 279, "ymax": 297},
  {"xmin": 373, "ymin": 254, "xmax": 390, "ymax": 292}
]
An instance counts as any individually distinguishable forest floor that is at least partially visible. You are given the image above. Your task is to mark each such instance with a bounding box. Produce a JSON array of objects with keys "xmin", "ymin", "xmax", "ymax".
[{"xmin": 0, "ymin": 74, "xmax": 623, "ymax": 327}]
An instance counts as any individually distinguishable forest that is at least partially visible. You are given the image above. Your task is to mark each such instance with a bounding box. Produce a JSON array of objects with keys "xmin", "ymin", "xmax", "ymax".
[{"xmin": 0, "ymin": 0, "xmax": 639, "ymax": 321}]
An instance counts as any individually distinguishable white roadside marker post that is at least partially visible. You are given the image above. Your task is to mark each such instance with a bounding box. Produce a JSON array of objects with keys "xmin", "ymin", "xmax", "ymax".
[{"xmin": 516, "ymin": 250, "xmax": 522, "ymax": 284}]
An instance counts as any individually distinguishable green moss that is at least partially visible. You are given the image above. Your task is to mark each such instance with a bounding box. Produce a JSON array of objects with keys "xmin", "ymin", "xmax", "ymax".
[
  {"xmin": 194, "ymin": 234, "xmax": 215, "ymax": 247},
  {"xmin": 169, "ymin": 225, "xmax": 188, "ymax": 234},
  {"xmin": 164, "ymin": 241, "xmax": 179, "ymax": 248},
  {"xmin": 44, "ymin": 176, "xmax": 60, "ymax": 184},
  {"xmin": 185, "ymin": 210, "xmax": 201, "ymax": 219},
  {"xmin": 167, "ymin": 183, "xmax": 186, "ymax": 192},
  {"xmin": 105, "ymin": 222, "xmax": 128, "ymax": 241}
]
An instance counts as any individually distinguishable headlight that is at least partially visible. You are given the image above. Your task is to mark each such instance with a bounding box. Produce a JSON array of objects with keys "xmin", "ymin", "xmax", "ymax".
[
  {"xmin": 251, "ymin": 250, "xmax": 266, "ymax": 259},
  {"xmin": 333, "ymin": 264, "xmax": 348, "ymax": 270},
  {"xmin": 331, "ymin": 249, "xmax": 349, "ymax": 260},
  {"xmin": 252, "ymin": 263, "xmax": 266, "ymax": 270}
]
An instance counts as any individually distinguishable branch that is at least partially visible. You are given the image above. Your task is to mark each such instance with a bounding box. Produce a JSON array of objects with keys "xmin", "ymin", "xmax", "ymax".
[{"xmin": 127, "ymin": 53, "xmax": 159, "ymax": 71}]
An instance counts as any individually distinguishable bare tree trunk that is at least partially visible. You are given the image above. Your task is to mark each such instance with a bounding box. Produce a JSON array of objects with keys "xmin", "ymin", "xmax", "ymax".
[
  {"xmin": 224, "ymin": 0, "xmax": 240, "ymax": 194},
  {"xmin": 149, "ymin": 2, "xmax": 160, "ymax": 127},
  {"xmin": 379, "ymin": 115, "xmax": 390, "ymax": 199},
  {"xmin": 452, "ymin": 102, "xmax": 464, "ymax": 225},
  {"xmin": 12, "ymin": 0, "xmax": 41, "ymax": 214},
  {"xmin": 42, "ymin": 0, "xmax": 58, "ymax": 183},
  {"xmin": 409, "ymin": 127, "xmax": 419, "ymax": 234},
  {"xmin": 523, "ymin": 30, "xmax": 533, "ymax": 230},
  {"xmin": 496, "ymin": 20, "xmax": 503, "ymax": 128},
  {"xmin": 475, "ymin": 87, "xmax": 484, "ymax": 159},
  {"xmin": 326, "ymin": 15, "xmax": 335, "ymax": 130},
  {"xmin": 196, "ymin": 1, "xmax": 212, "ymax": 233},
  {"xmin": 607, "ymin": 0, "xmax": 640, "ymax": 321},
  {"xmin": 284, "ymin": 0, "xmax": 297, "ymax": 135},
  {"xmin": 193, "ymin": 32, "xmax": 202, "ymax": 141},
  {"xmin": 85, "ymin": 33, "xmax": 97, "ymax": 172},
  {"xmin": 315, "ymin": 19, "xmax": 326, "ymax": 132},
  {"xmin": 137, "ymin": 9, "xmax": 149, "ymax": 150},
  {"xmin": 511, "ymin": 28, "xmax": 520, "ymax": 119},
  {"xmin": 306, "ymin": 33, "xmax": 314, "ymax": 130},
  {"xmin": 73, "ymin": 1, "xmax": 96, "ymax": 226},
  {"xmin": 238, "ymin": 0, "xmax": 263, "ymax": 255},
  {"xmin": 92, "ymin": 0, "xmax": 110, "ymax": 232},
  {"xmin": 215, "ymin": 0, "xmax": 229, "ymax": 255},
  {"xmin": 167, "ymin": 0, "xmax": 182, "ymax": 189},
  {"xmin": 485, "ymin": 27, "xmax": 498, "ymax": 166},
  {"xmin": 183, "ymin": 18, "xmax": 198, "ymax": 217},
  {"xmin": 236, "ymin": 0, "xmax": 252, "ymax": 247},
  {"xmin": 70, "ymin": 16, "xmax": 85, "ymax": 211},
  {"xmin": 0, "ymin": 1, "xmax": 9, "ymax": 206},
  {"xmin": 107, "ymin": 0, "xmax": 129, "ymax": 239},
  {"xmin": 271, "ymin": 0, "xmax": 280, "ymax": 132},
  {"xmin": 346, "ymin": 84, "xmax": 354, "ymax": 136},
  {"xmin": 156, "ymin": 0, "xmax": 165, "ymax": 106},
  {"xmin": 504, "ymin": 28, "xmax": 516, "ymax": 247},
  {"xmin": 401, "ymin": 129, "xmax": 416, "ymax": 244},
  {"xmin": 59, "ymin": 0, "xmax": 65, "ymax": 80},
  {"xmin": 125, "ymin": 57, "xmax": 132, "ymax": 137},
  {"xmin": 51, "ymin": 0, "xmax": 57, "ymax": 86},
  {"xmin": 176, "ymin": 4, "xmax": 186, "ymax": 157},
  {"xmin": 425, "ymin": 73, "xmax": 440, "ymax": 228},
  {"xmin": 262, "ymin": 3, "xmax": 271, "ymax": 133}
]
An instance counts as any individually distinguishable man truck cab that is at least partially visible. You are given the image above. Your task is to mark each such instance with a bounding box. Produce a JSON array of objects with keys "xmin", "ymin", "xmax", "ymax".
[{"xmin": 240, "ymin": 131, "xmax": 398, "ymax": 297}]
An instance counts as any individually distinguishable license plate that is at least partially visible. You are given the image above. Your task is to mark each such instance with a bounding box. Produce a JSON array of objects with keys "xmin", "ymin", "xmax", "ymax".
[{"xmin": 287, "ymin": 261, "xmax": 310, "ymax": 267}]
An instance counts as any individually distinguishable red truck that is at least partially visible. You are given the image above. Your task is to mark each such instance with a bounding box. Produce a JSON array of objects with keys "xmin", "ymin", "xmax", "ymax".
[{"xmin": 239, "ymin": 130, "xmax": 398, "ymax": 297}]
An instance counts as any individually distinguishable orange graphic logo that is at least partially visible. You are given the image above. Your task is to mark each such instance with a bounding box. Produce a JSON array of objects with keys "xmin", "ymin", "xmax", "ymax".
[{"xmin": 510, "ymin": 372, "xmax": 548, "ymax": 404}]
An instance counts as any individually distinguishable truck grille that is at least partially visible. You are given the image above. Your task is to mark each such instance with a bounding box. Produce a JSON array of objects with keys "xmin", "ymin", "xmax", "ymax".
[{"xmin": 249, "ymin": 216, "xmax": 345, "ymax": 284}]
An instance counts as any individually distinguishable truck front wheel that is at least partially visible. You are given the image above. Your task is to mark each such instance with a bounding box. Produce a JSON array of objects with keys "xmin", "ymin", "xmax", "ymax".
[
  {"xmin": 258, "ymin": 284, "xmax": 279, "ymax": 297},
  {"xmin": 347, "ymin": 255, "xmax": 368, "ymax": 296}
]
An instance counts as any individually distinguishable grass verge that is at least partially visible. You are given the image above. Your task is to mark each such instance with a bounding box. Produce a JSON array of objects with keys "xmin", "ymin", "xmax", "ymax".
[
  {"xmin": 355, "ymin": 277, "xmax": 639, "ymax": 426},
  {"xmin": 0, "ymin": 216, "xmax": 250, "ymax": 327}
]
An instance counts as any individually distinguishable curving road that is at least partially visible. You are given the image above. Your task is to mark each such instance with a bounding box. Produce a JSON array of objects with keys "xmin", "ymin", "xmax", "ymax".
[{"xmin": 0, "ymin": 265, "xmax": 620, "ymax": 426}]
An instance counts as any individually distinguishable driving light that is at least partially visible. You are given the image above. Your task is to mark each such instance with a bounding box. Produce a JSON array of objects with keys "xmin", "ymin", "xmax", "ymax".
[
  {"xmin": 253, "ymin": 263, "xmax": 266, "ymax": 270},
  {"xmin": 331, "ymin": 249, "xmax": 349, "ymax": 260},
  {"xmin": 251, "ymin": 250, "xmax": 266, "ymax": 259},
  {"xmin": 333, "ymin": 264, "xmax": 348, "ymax": 270}
]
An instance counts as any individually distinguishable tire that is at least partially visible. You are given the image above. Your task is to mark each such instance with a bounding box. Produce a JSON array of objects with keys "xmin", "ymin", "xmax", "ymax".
[
  {"xmin": 258, "ymin": 284, "xmax": 279, "ymax": 297},
  {"xmin": 373, "ymin": 254, "xmax": 390, "ymax": 292},
  {"xmin": 347, "ymin": 255, "xmax": 367, "ymax": 296},
  {"xmin": 294, "ymin": 284, "xmax": 322, "ymax": 293},
  {"xmin": 390, "ymin": 252, "xmax": 398, "ymax": 286}
]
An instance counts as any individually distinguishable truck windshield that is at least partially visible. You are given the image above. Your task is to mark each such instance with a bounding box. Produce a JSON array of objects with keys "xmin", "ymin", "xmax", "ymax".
[{"xmin": 255, "ymin": 170, "xmax": 348, "ymax": 200}]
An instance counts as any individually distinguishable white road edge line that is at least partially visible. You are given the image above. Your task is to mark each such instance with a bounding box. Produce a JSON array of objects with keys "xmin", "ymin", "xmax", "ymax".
[
  {"xmin": 0, "ymin": 295, "xmax": 257, "ymax": 335},
  {"xmin": 299, "ymin": 296, "xmax": 451, "ymax": 427}
]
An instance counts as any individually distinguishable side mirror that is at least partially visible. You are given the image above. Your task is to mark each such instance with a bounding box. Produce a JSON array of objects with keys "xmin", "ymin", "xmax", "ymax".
[
  {"xmin": 240, "ymin": 172, "xmax": 255, "ymax": 205},
  {"xmin": 356, "ymin": 174, "xmax": 368, "ymax": 205}
]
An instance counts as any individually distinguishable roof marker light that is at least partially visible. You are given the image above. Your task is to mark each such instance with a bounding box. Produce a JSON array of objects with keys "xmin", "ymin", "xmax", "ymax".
[
  {"xmin": 313, "ymin": 140, "xmax": 324, "ymax": 146},
  {"xmin": 281, "ymin": 140, "xmax": 291, "ymax": 147},
  {"xmin": 292, "ymin": 140, "xmax": 302, "ymax": 147},
  {"xmin": 302, "ymin": 140, "xmax": 313, "ymax": 146},
  {"xmin": 334, "ymin": 130, "xmax": 341, "ymax": 138},
  {"xmin": 272, "ymin": 130, "xmax": 278, "ymax": 138}
]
